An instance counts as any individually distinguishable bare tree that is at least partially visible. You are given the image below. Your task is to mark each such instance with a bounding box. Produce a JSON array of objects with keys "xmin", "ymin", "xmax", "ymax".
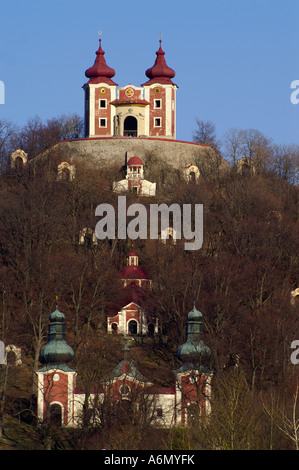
[
  {"xmin": 271, "ymin": 143, "xmax": 299, "ymax": 185},
  {"xmin": 0, "ymin": 119, "xmax": 16, "ymax": 172},
  {"xmin": 221, "ymin": 128, "xmax": 244, "ymax": 168},
  {"xmin": 239, "ymin": 128, "xmax": 273, "ymax": 173},
  {"xmin": 262, "ymin": 380, "xmax": 299, "ymax": 450},
  {"xmin": 193, "ymin": 119, "xmax": 220, "ymax": 153}
]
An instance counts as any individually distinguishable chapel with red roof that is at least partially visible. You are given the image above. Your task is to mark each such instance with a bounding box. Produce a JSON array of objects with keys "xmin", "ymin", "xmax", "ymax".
[
  {"xmin": 83, "ymin": 38, "xmax": 177, "ymax": 139},
  {"xmin": 107, "ymin": 251, "xmax": 157, "ymax": 336}
]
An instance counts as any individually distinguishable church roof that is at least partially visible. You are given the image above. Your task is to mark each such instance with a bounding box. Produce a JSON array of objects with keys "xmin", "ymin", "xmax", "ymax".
[
  {"xmin": 142, "ymin": 40, "xmax": 176, "ymax": 86},
  {"xmin": 119, "ymin": 265, "xmax": 150, "ymax": 280},
  {"xmin": 176, "ymin": 304, "xmax": 211, "ymax": 372},
  {"xmin": 85, "ymin": 39, "xmax": 117, "ymax": 86},
  {"xmin": 127, "ymin": 156, "xmax": 143, "ymax": 166},
  {"xmin": 119, "ymin": 250, "xmax": 150, "ymax": 280},
  {"xmin": 39, "ymin": 306, "xmax": 74, "ymax": 366},
  {"xmin": 110, "ymin": 98, "xmax": 149, "ymax": 107},
  {"xmin": 188, "ymin": 303, "xmax": 203, "ymax": 321},
  {"xmin": 104, "ymin": 344, "xmax": 147, "ymax": 382}
]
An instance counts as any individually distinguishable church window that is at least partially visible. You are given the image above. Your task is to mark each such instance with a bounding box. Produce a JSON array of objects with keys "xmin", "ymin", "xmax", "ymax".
[
  {"xmin": 99, "ymin": 99, "xmax": 107, "ymax": 108},
  {"xmin": 154, "ymin": 99, "xmax": 161, "ymax": 108},
  {"xmin": 99, "ymin": 118, "xmax": 107, "ymax": 127},
  {"xmin": 154, "ymin": 118, "xmax": 161, "ymax": 127},
  {"xmin": 120, "ymin": 384, "xmax": 130, "ymax": 396},
  {"xmin": 156, "ymin": 408, "xmax": 163, "ymax": 417}
]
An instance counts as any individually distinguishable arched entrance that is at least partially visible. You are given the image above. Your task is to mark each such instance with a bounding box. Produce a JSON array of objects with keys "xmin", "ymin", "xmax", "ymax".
[
  {"xmin": 128, "ymin": 319, "xmax": 138, "ymax": 335},
  {"xmin": 124, "ymin": 116, "xmax": 137, "ymax": 137},
  {"xmin": 148, "ymin": 323, "xmax": 155, "ymax": 336},
  {"xmin": 49, "ymin": 403, "xmax": 63, "ymax": 427},
  {"xmin": 115, "ymin": 399, "xmax": 133, "ymax": 425},
  {"xmin": 6, "ymin": 350, "xmax": 16, "ymax": 365}
]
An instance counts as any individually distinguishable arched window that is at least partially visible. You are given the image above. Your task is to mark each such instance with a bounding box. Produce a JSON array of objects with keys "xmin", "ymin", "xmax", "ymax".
[
  {"xmin": 190, "ymin": 171, "xmax": 196, "ymax": 183},
  {"xmin": 57, "ymin": 162, "xmax": 76, "ymax": 181},
  {"xmin": 124, "ymin": 116, "xmax": 137, "ymax": 137},
  {"xmin": 4, "ymin": 345, "xmax": 22, "ymax": 365},
  {"xmin": 184, "ymin": 164, "xmax": 200, "ymax": 183},
  {"xmin": 161, "ymin": 227, "xmax": 177, "ymax": 245},
  {"xmin": 10, "ymin": 149, "xmax": 28, "ymax": 169},
  {"xmin": 79, "ymin": 227, "xmax": 97, "ymax": 247},
  {"xmin": 14, "ymin": 157, "xmax": 24, "ymax": 171}
]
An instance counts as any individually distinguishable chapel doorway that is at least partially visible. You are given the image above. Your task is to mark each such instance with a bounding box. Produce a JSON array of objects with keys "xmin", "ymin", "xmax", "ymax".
[
  {"xmin": 49, "ymin": 403, "xmax": 62, "ymax": 427},
  {"xmin": 124, "ymin": 116, "xmax": 137, "ymax": 137}
]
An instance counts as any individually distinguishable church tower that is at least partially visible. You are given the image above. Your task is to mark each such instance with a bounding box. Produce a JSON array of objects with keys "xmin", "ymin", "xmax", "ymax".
[
  {"xmin": 83, "ymin": 39, "xmax": 117, "ymax": 138},
  {"xmin": 36, "ymin": 306, "xmax": 76, "ymax": 427},
  {"xmin": 174, "ymin": 304, "xmax": 213, "ymax": 425},
  {"xmin": 142, "ymin": 40, "xmax": 177, "ymax": 139}
]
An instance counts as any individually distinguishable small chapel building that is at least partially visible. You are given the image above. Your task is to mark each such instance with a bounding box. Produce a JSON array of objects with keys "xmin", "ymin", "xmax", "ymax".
[
  {"xmin": 113, "ymin": 155, "xmax": 156, "ymax": 196},
  {"xmin": 107, "ymin": 251, "xmax": 157, "ymax": 336}
]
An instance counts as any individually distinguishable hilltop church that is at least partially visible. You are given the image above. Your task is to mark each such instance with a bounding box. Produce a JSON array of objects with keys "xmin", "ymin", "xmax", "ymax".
[{"xmin": 11, "ymin": 36, "xmax": 228, "ymax": 182}]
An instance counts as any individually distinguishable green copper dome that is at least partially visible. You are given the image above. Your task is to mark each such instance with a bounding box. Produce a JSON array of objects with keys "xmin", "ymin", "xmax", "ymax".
[
  {"xmin": 187, "ymin": 304, "xmax": 203, "ymax": 321},
  {"xmin": 176, "ymin": 303, "xmax": 211, "ymax": 369},
  {"xmin": 40, "ymin": 306, "xmax": 74, "ymax": 366}
]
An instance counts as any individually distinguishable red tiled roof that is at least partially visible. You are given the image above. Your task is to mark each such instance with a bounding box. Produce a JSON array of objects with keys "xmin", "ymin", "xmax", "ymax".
[
  {"xmin": 127, "ymin": 156, "xmax": 143, "ymax": 166},
  {"xmin": 119, "ymin": 265, "xmax": 149, "ymax": 280},
  {"xmin": 110, "ymin": 98, "xmax": 149, "ymax": 106}
]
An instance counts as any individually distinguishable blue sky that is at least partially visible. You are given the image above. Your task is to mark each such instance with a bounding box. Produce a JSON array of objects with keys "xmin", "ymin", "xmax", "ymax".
[{"xmin": 0, "ymin": 0, "xmax": 298, "ymax": 146}]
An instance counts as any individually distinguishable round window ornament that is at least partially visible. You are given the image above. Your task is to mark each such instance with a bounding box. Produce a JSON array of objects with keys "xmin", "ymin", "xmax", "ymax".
[
  {"xmin": 53, "ymin": 373, "xmax": 60, "ymax": 382},
  {"xmin": 125, "ymin": 87, "xmax": 134, "ymax": 97},
  {"xmin": 100, "ymin": 88, "xmax": 106, "ymax": 94},
  {"xmin": 120, "ymin": 384, "xmax": 130, "ymax": 396}
]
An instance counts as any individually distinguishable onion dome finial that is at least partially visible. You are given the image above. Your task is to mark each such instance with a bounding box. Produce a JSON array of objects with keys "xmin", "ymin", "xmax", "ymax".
[
  {"xmin": 85, "ymin": 39, "xmax": 117, "ymax": 85},
  {"xmin": 142, "ymin": 40, "xmax": 176, "ymax": 86}
]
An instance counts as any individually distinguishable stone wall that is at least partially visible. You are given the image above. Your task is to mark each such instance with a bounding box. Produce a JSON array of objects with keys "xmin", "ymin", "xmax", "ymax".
[{"xmin": 46, "ymin": 137, "xmax": 229, "ymax": 177}]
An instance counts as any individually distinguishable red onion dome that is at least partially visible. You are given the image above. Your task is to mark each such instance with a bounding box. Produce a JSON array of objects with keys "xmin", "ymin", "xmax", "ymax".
[
  {"xmin": 85, "ymin": 39, "xmax": 117, "ymax": 85},
  {"xmin": 119, "ymin": 265, "xmax": 150, "ymax": 280},
  {"xmin": 142, "ymin": 40, "xmax": 176, "ymax": 86},
  {"xmin": 127, "ymin": 156, "xmax": 143, "ymax": 166}
]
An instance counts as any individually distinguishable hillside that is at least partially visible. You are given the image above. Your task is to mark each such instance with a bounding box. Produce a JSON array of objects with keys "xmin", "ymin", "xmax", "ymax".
[{"xmin": 0, "ymin": 146, "xmax": 298, "ymax": 449}]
